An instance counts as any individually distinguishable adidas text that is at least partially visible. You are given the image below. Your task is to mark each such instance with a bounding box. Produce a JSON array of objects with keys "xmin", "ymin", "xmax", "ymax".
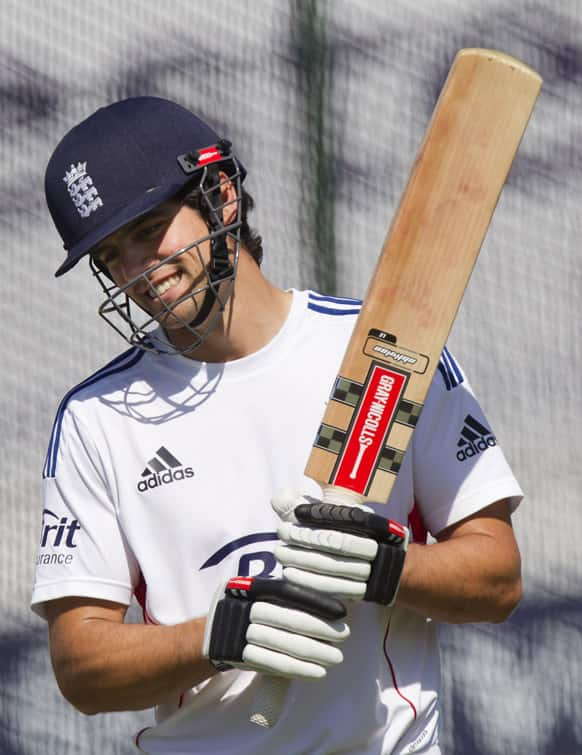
[
  {"xmin": 372, "ymin": 345, "xmax": 417, "ymax": 365},
  {"xmin": 137, "ymin": 467, "xmax": 194, "ymax": 492},
  {"xmin": 456, "ymin": 436, "xmax": 497, "ymax": 462}
]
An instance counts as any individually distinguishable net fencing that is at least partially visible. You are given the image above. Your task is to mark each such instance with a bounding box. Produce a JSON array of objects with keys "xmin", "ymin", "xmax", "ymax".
[{"xmin": 1, "ymin": 1, "xmax": 581, "ymax": 752}]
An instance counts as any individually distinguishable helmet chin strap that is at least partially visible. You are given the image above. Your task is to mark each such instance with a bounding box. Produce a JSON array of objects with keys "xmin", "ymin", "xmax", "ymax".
[{"xmin": 188, "ymin": 164, "xmax": 234, "ymax": 328}]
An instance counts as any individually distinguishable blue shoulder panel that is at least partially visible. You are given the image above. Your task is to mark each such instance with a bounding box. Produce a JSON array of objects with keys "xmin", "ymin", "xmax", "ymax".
[
  {"xmin": 43, "ymin": 348, "xmax": 145, "ymax": 478},
  {"xmin": 307, "ymin": 291, "xmax": 362, "ymax": 316},
  {"xmin": 437, "ymin": 347, "xmax": 464, "ymax": 391}
]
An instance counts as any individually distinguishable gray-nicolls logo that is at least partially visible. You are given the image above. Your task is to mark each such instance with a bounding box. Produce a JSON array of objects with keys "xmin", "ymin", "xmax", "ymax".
[
  {"xmin": 456, "ymin": 414, "xmax": 497, "ymax": 461},
  {"xmin": 138, "ymin": 446, "xmax": 194, "ymax": 492},
  {"xmin": 63, "ymin": 161, "xmax": 104, "ymax": 218}
]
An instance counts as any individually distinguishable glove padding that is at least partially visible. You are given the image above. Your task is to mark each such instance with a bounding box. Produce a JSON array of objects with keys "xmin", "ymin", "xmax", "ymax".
[
  {"xmin": 202, "ymin": 576, "xmax": 350, "ymax": 680},
  {"xmin": 273, "ymin": 492, "xmax": 409, "ymax": 606}
]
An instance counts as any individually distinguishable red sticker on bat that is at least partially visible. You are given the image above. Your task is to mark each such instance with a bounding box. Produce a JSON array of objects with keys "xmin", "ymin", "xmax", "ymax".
[{"xmin": 332, "ymin": 365, "xmax": 406, "ymax": 495}]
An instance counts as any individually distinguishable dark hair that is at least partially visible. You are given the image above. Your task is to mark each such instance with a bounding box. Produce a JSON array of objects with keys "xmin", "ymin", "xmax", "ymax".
[{"xmin": 183, "ymin": 184, "xmax": 263, "ymax": 266}]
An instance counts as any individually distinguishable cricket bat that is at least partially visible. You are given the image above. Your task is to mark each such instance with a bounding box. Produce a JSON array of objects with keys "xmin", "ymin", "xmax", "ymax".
[{"xmin": 250, "ymin": 48, "xmax": 542, "ymax": 728}]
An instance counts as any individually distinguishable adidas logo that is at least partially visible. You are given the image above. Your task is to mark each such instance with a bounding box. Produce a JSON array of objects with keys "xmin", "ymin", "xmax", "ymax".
[
  {"xmin": 456, "ymin": 415, "xmax": 497, "ymax": 462},
  {"xmin": 137, "ymin": 446, "xmax": 194, "ymax": 492}
]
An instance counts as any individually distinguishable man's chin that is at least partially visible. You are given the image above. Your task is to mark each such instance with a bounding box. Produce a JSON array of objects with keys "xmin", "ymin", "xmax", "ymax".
[
  {"xmin": 158, "ymin": 314, "xmax": 197, "ymax": 331},
  {"xmin": 145, "ymin": 298, "xmax": 196, "ymax": 327}
]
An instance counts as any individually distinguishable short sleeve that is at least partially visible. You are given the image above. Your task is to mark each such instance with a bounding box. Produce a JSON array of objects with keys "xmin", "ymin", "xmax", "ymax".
[
  {"xmin": 412, "ymin": 352, "xmax": 523, "ymax": 536},
  {"xmin": 31, "ymin": 405, "xmax": 139, "ymax": 618}
]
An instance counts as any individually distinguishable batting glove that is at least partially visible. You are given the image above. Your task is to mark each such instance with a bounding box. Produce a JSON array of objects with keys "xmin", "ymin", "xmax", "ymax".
[
  {"xmin": 272, "ymin": 491, "xmax": 409, "ymax": 606},
  {"xmin": 202, "ymin": 576, "xmax": 350, "ymax": 680}
]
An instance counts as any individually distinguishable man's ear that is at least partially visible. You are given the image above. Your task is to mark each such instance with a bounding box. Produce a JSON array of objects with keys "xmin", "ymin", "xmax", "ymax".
[{"xmin": 218, "ymin": 170, "xmax": 239, "ymax": 225}]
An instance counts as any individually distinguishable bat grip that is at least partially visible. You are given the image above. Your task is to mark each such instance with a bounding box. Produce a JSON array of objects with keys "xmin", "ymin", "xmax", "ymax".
[
  {"xmin": 249, "ymin": 485, "xmax": 364, "ymax": 728},
  {"xmin": 320, "ymin": 485, "xmax": 365, "ymax": 508},
  {"xmin": 249, "ymin": 675, "xmax": 290, "ymax": 728}
]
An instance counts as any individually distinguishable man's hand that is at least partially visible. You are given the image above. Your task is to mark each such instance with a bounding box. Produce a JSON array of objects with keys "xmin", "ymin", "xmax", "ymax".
[
  {"xmin": 273, "ymin": 491, "xmax": 409, "ymax": 606},
  {"xmin": 202, "ymin": 576, "xmax": 350, "ymax": 679}
]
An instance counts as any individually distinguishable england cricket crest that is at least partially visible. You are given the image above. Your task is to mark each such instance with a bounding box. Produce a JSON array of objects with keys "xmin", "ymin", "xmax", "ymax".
[{"xmin": 63, "ymin": 162, "xmax": 104, "ymax": 219}]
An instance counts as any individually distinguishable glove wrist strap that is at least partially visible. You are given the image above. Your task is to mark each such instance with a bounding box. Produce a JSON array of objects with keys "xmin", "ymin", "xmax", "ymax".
[
  {"xmin": 209, "ymin": 597, "xmax": 251, "ymax": 667},
  {"xmin": 364, "ymin": 542, "xmax": 406, "ymax": 605}
]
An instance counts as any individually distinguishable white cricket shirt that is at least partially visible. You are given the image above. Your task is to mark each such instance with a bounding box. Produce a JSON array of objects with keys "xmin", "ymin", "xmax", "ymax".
[{"xmin": 32, "ymin": 290, "xmax": 522, "ymax": 755}]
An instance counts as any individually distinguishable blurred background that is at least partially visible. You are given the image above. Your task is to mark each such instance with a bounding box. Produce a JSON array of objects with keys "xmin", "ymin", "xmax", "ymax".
[{"xmin": 1, "ymin": 1, "xmax": 580, "ymax": 753}]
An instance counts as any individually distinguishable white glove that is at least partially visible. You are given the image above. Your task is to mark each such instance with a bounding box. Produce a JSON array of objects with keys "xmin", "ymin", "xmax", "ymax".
[
  {"xmin": 202, "ymin": 576, "xmax": 350, "ymax": 680},
  {"xmin": 273, "ymin": 490, "xmax": 409, "ymax": 605}
]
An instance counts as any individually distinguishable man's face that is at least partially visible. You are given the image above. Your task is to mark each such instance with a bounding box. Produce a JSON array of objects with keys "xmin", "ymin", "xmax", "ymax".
[{"xmin": 92, "ymin": 200, "xmax": 214, "ymax": 331}]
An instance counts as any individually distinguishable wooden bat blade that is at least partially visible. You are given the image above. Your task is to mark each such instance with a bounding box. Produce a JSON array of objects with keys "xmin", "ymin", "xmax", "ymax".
[
  {"xmin": 305, "ymin": 48, "xmax": 542, "ymax": 503},
  {"xmin": 250, "ymin": 48, "xmax": 541, "ymax": 729}
]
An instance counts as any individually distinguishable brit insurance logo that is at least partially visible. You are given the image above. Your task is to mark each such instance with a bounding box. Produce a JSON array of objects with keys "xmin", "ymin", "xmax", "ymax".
[
  {"xmin": 456, "ymin": 414, "xmax": 497, "ymax": 462},
  {"xmin": 36, "ymin": 509, "xmax": 81, "ymax": 567},
  {"xmin": 137, "ymin": 446, "xmax": 194, "ymax": 492}
]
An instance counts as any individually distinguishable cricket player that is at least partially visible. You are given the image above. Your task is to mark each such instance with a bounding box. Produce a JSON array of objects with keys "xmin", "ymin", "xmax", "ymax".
[{"xmin": 32, "ymin": 97, "xmax": 523, "ymax": 754}]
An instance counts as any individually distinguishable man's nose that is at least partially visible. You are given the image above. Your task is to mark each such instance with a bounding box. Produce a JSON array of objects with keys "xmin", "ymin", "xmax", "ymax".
[{"xmin": 119, "ymin": 243, "xmax": 158, "ymax": 282}]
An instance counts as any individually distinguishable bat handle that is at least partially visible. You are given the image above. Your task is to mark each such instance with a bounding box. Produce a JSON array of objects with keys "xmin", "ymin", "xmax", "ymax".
[
  {"xmin": 320, "ymin": 485, "xmax": 365, "ymax": 508},
  {"xmin": 249, "ymin": 675, "xmax": 290, "ymax": 728},
  {"xmin": 249, "ymin": 485, "xmax": 365, "ymax": 728}
]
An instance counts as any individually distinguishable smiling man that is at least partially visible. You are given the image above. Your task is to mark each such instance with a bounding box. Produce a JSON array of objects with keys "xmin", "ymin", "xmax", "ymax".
[{"xmin": 32, "ymin": 96, "xmax": 524, "ymax": 755}]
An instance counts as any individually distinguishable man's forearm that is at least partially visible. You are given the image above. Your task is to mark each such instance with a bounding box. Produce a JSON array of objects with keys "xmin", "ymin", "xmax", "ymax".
[
  {"xmin": 50, "ymin": 609, "xmax": 215, "ymax": 715},
  {"xmin": 396, "ymin": 526, "xmax": 522, "ymax": 624}
]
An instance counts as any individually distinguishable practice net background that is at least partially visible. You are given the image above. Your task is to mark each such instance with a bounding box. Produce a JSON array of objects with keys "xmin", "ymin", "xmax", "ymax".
[{"xmin": 1, "ymin": 1, "xmax": 580, "ymax": 753}]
